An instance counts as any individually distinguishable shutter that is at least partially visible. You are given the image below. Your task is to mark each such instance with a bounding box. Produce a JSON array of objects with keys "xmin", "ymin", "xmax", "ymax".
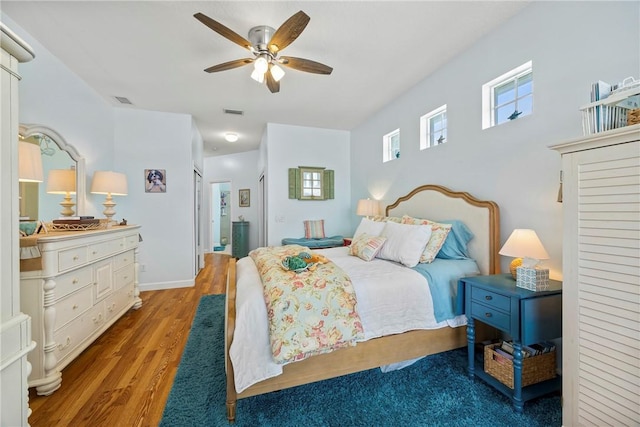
[
  {"xmin": 323, "ymin": 169, "xmax": 334, "ymax": 200},
  {"xmin": 288, "ymin": 168, "xmax": 300, "ymax": 199}
]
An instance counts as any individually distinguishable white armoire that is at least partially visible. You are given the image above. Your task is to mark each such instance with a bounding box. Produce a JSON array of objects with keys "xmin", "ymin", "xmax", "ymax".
[
  {"xmin": 0, "ymin": 22, "xmax": 35, "ymax": 426},
  {"xmin": 551, "ymin": 124, "xmax": 640, "ymax": 426}
]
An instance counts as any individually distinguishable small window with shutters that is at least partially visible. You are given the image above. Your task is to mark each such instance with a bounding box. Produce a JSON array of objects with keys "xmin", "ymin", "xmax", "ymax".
[{"xmin": 288, "ymin": 166, "xmax": 334, "ymax": 200}]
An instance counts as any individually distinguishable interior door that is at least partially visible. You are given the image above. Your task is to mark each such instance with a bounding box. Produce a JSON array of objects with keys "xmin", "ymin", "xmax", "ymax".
[{"xmin": 194, "ymin": 169, "xmax": 203, "ymax": 273}]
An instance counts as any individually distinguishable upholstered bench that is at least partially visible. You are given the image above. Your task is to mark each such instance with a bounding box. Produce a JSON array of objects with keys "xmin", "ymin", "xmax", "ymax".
[{"xmin": 281, "ymin": 235, "xmax": 345, "ymax": 249}]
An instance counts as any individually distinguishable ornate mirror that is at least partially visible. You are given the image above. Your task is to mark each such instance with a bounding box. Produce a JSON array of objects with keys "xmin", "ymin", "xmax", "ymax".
[{"xmin": 18, "ymin": 124, "xmax": 86, "ymax": 220}]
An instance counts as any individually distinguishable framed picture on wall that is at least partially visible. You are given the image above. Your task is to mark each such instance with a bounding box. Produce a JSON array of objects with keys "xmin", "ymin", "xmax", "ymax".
[
  {"xmin": 239, "ymin": 189, "xmax": 250, "ymax": 207},
  {"xmin": 145, "ymin": 169, "xmax": 166, "ymax": 193}
]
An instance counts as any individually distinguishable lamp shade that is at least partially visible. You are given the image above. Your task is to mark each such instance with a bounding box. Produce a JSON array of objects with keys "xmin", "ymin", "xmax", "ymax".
[
  {"xmin": 356, "ymin": 199, "xmax": 381, "ymax": 217},
  {"xmin": 90, "ymin": 171, "xmax": 128, "ymax": 196},
  {"xmin": 18, "ymin": 141, "xmax": 44, "ymax": 182},
  {"xmin": 46, "ymin": 169, "xmax": 76, "ymax": 194},
  {"xmin": 499, "ymin": 229, "xmax": 549, "ymax": 260}
]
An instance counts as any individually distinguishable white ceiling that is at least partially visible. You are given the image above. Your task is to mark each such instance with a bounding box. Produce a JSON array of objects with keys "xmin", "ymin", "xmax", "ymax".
[{"xmin": 2, "ymin": 1, "xmax": 529, "ymax": 157}]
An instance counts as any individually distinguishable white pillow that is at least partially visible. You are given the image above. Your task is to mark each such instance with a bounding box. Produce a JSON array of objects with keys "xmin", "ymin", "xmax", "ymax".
[
  {"xmin": 353, "ymin": 217, "xmax": 386, "ymax": 239},
  {"xmin": 377, "ymin": 221, "xmax": 432, "ymax": 267}
]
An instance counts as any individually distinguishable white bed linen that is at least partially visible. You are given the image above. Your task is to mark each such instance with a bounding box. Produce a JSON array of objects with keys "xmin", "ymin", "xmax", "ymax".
[{"xmin": 229, "ymin": 247, "xmax": 467, "ymax": 393}]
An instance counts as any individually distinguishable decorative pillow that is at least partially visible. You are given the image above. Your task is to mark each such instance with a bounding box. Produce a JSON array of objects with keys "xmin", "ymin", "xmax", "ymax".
[
  {"xmin": 303, "ymin": 219, "xmax": 325, "ymax": 239},
  {"xmin": 436, "ymin": 220, "xmax": 475, "ymax": 260},
  {"xmin": 401, "ymin": 215, "xmax": 452, "ymax": 263},
  {"xmin": 349, "ymin": 233, "xmax": 387, "ymax": 261},
  {"xmin": 377, "ymin": 221, "xmax": 432, "ymax": 268},
  {"xmin": 353, "ymin": 217, "xmax": 387, "ymax": 239},
  {"xmin": 371, "ymin": 215, "xmax": 402, "ymax": 223}
]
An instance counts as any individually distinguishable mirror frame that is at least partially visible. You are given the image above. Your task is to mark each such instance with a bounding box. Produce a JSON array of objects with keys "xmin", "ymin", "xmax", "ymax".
[{"xmin": 19, "ymin": 124, "xmax": 86, "ymax": 216}]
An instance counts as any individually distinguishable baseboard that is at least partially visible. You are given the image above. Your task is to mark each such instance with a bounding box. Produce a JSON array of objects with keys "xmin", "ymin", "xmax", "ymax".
[{"xmin": 139, "ymin": 279, "xmax": 194, "ymax": 292}]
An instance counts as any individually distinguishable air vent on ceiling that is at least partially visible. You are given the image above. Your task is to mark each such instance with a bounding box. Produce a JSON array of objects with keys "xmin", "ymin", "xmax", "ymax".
[
  {"xmin": 223, "ymin": 108, "xmax": 244, "ymax": 116},
  {"xmin": 114, "ymin": 96, "xmax": 133, "ymax": 105}
]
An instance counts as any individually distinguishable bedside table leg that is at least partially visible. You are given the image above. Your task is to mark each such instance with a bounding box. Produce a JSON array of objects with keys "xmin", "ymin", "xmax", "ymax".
[
  {"xmin": 467, "ymin": 317, "xmax": 475, "ymax": 378},
  {"xmin": 513, "ymin": 342, "xmax": 524, "ymax": 413}
]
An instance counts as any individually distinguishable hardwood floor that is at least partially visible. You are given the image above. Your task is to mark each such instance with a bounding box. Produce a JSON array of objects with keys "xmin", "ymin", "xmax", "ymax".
[{"xmin": 27, "ymin": 253, "xmax": 229, "ymax": 427}]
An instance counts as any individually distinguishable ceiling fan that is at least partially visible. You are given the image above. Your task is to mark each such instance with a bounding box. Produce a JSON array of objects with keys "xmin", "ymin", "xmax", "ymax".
[{"xmin": 194, "ymin": 11, "xmax": 333, "ymax": 93}]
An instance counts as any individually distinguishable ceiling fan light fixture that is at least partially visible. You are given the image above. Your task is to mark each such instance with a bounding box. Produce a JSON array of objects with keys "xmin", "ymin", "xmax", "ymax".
[
  {"xmin": 250, "ymin": 68, "xmax": 265, "ymax": 83},
  {"xmin": 270, "ymin": 64, "xmax": 285, "ymax": 82},
  {"xmin": 225, "ymin": 132, "xmax": 239, "ymax": 142},
  {"xmin": 254, "ymin": 56, "xmax": 269, "ymax": 74}
]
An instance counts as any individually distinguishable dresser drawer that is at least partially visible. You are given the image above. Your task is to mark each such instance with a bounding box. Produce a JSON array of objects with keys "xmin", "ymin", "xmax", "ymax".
[
  {"xmin": 470, "ymin": 287, "xmax": 511, "ymax": 313},
  {"xmin": 54, "ymin": 285, "xmax": 93, "ymax": 331},
  {"xmin": 88, "ymin": 240, "xmax": 118, "ymax": 261},
  {"xmin": 470, "ymin": 301, "xmax": 511, "ymax": 331},
  {"xmin": 56, "ymin": 267, "xmax": 93, "ymax": 300},
  {"xmin": 104, "ymin": 283, "xmax": 134, "ymax": 322},
  {"xmin": 53, "ymin": 303, "xmax": 104, "ymax": 366},
  {"xmin": 113, "ymin": 251, "xmax": 134, "ymax": 271},
  {"xmin": 58, "ymin": 246, "xmax": 87, "ymax": 272},
  {"xmin": 125, "ymin": 234, "xmax": 138, "ymax": 250},
  {"xmin": 114, "ymin": 263, "xmax": 135, "ymax": 290}
]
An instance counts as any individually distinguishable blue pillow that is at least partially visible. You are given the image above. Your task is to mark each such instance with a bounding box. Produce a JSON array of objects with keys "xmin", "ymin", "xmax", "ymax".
[{"xmin": 436, "ymin": 220, "xmax": 474, "ymax": 260}]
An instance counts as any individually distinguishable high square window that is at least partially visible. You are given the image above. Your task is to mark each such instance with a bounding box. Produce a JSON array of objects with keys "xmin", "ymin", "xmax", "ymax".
[
  {"xmin": 383, "ymin": 129, "xmax": 400, "ymax": 163},
  {"xmin": 420, "ymin": 105, "xmax": 447, "ymax": 150},
  {"xmin": 482, "ymin": 61, "xmax": 533, "ymax": 129}
]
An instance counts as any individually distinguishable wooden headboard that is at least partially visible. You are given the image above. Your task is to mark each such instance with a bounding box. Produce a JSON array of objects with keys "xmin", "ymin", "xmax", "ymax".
[{"xmin": 386, "ymin": 185, "xmax": 500, "ymax": 275}]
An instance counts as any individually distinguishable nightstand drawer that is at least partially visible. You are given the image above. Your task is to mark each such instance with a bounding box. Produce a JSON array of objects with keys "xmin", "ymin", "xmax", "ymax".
[
  {"xmin": 471, "ymin": 287, "xmax": 510, "ymax": 312},
  {"xmin": 470, "ymin": 301, "xmax": 511, "ymax": 331}
]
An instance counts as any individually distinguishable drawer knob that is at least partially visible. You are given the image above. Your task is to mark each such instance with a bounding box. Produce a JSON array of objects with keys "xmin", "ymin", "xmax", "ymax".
[
  {"xmin": 72, "ymin": 279, "xmax": 78, "ymax": 284},
  {"xmin": 92, "ymin": 251, "xmax": 97, "ymax": 255},
  {"xmin": 72, "ymin": 304, "xmax": 78, "ymax": 310},
  {"xmin": 485, "ymin": 312, "xmax": 492, "ymax": 318},
  {"xmin": 124, "ymin": 276, "xmax": 128, "ymax": 280},
  {"xmin": 73, "ymin": 256, "xmax": 79, "ymax": 261},
  {"xmin": 485, "ymin": 295, "xmax": 492, "ymax": 301}
]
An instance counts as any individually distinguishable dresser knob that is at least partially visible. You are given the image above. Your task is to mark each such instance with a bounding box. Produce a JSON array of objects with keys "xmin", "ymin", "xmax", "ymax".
[
  {"xmin": 485, "ymin": 295, "xmax": 492, "ymax": 300},
  {"xmin": 92, "ymin": 251, "xmax": 97, "ymax": 255},
  {"xmin": 72, "ymin": 279, "xmax": 78, "ymax": 284},
  {"xmin": 72, "ymin": 304, "xmax": 78, "ymax": 309},
  {"xmin": 57, "ymin": 336, "xmax": 71, "ymax": 351},
  {"xmin": 73, "ymin": 256, "xmax": 79, "ymax": 261},
  {"xmin": 485, "ymin": 312, "xmax": 492, "ymax": 318}
]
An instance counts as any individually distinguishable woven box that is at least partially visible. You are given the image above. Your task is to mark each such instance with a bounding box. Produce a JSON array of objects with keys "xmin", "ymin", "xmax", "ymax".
[
  {"xmin": 516, "ymin": 266, "xmax": 549, "ymax": 291},
  {"xmin": 628, "ymin": 108, "xmax": 640, "ymax": 126},
  {"xmin": 484, "ymin": 344, "xmax": 556, "ymax": 389}
]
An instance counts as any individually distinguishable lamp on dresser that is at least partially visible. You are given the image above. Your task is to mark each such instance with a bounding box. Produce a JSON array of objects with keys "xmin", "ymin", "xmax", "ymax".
[
  {"xmin": 90, "ymin": 171, "xmax": 128, "ymax": 227},
  {"xmin": 18, "ymin": 140, "xmax": 44, "ymax": 183},
  {"xmin": 46, "ymin": 169, "xmax": 77, "ymax": 217}
]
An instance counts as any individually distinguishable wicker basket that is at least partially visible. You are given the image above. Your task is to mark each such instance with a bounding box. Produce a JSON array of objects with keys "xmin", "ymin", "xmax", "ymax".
[
  {"xmin": 484, "ymin": 344, "xmax": 556, "ymax": 389},
  {"xmin": 628, "ymin": 108, "xmax": 640, "ymax": 126}
]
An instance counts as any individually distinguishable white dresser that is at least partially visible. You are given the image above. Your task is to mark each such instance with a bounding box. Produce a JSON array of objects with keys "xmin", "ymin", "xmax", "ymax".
[
  {"xmin": 551, "ymin": 125, "xmax": 640, "ymax": 427},
  {"xmin": 20, "ymin": 225, "xmax": 142, "ymax": 395}
]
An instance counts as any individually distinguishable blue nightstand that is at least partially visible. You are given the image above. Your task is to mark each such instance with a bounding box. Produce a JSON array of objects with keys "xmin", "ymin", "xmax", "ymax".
[{"xmin": 460, "ymin": 274, "xmax": 562, "ymax": 412}]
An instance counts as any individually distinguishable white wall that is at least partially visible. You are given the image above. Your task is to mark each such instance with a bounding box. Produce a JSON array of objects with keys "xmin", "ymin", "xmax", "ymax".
[
  {"xmin": 265, "ymin": 123, "xmax": 351, "ymax": 246},
  {"xmin": 350, "ymin": 1, "xmax": 640, "ymax": 279},
  {"xmin": 114, "ymin": 109, "xmax": 196, "ymax": 290},
  {"xmin": 203, "ymin": 150, "xmax": 261, "ymax": 253}
]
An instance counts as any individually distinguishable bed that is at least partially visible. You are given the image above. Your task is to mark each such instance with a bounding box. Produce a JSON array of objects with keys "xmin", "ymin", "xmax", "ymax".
[{"xmin": 224, "ymin": 184, "xmax": 500, "ymax": 422}]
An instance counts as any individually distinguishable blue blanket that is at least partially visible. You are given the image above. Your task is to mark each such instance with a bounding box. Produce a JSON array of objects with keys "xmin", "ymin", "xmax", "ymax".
[{"xmin": 412, "ymin": 259, "xmax": 479, "ymax": 323}]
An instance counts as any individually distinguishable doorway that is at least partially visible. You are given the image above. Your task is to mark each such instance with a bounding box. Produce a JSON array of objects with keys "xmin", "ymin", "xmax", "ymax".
[{"xmin": 210, "ymin": 181, "xmax": 231, "ymax": 254}]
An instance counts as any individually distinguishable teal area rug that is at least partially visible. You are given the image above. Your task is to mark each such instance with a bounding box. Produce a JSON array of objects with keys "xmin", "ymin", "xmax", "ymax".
[{"xmin": 161, "ymin": 295, "xmax": 561, "ymax": 426}]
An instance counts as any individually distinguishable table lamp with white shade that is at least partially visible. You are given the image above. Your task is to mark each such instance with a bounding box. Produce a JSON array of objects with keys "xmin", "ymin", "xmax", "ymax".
[
  {"xmin": 18, "ymin": 141, "xmax": 44, "ymax": 183},
  {"xmin": 356, "ymin": 198, "xmax": 381, "ymax": 219},
  {"xmin": 90, "ymin": 171, "xmax": 128, "ymax": 226},
  {"xmin": 499, "ymin": 228, "xmax": 550, "ymax": 279},
  {"xmin": 46, "ymin": 169, "xmax": 77, "ymax": 217}
]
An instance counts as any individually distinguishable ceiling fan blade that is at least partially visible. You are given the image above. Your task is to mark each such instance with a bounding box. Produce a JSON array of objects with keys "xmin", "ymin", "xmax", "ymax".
[
  {"xmin": 279, "ymin": 56, "xmax": 333, "ymax": 75},
  {"xmin": 194, "ymin": 12, "xmax": 253, "ymax": 51},
  {"xmin": 204, "ymin": 58, "xmax": 253, "ymax": 73},
  {"xmin": 266, "ymin": 67, "xmax": 280, "ymax": 93},
  {"xmin": 268, "ymin": 11, "xmax": 310, "ymax": 54}
]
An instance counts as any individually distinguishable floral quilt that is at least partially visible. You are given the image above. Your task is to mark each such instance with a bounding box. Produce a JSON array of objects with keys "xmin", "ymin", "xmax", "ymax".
[{"xmin": 249, "ymin": 245, "xmax": 364, "ymax": 364}]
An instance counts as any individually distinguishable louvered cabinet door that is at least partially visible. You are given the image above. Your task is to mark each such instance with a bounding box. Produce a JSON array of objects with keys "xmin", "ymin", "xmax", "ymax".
[{"xmin": 562, "ymin": 138, "xmax": 640, "ymax": 427}]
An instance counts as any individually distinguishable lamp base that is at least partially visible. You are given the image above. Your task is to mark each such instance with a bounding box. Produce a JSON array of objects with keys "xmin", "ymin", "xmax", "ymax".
[
  {"xmin": 509, "ymin": 258, "xmax": 523, "ymax": 279},
  {"xmin": 102, "ymin": 194, "xmax": 116, "ymax": 227},
  {"xmin": 59, "ymin": 194, "xmax": 76, "ymax": 217}
]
